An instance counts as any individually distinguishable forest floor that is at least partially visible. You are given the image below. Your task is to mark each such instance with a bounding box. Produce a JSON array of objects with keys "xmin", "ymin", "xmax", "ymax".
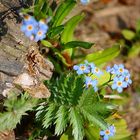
[{"xmin": 75, "ymin": 0, "xmax": 140, "ymax": 139}]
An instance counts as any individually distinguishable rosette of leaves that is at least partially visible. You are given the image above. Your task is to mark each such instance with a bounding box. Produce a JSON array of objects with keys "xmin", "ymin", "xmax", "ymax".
[
  {"xmin": 35, "ymin": 72, "xmax": 117, "ymax": 140},
  {"xmin": 0, "ymin": 93, "xmax": 38, "ymax": 132}
]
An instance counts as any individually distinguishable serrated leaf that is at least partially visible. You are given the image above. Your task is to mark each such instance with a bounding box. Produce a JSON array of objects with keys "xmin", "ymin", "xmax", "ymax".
[
  {"xmin": 43, "ymin": 103, "xmax": 57, "ymax": 129},
  {"xmin": 70, "ymin": 76, "xmax": 84, "ymax": 105},
  {"xmin": 81, "ymin": 108, "xmax": 107, "ymax": 130},
  {"xmin": 62, "ymin": 41, "xmax": 94, "ymax": 50},
  {"xmin": 78, "ymin": 90, "xmax": 108, "ymax": 129},
  {"xmin": 54, "ymin": 105, "xmax": 68, "ymax": 135},
  {"xmin": 69, "ymin": 107, "xmax": 84, "ymax": 140},
  {"xmin": 0, "ymin": 94, "xmax": 37, "ymax": 131},
  {"xmin": 122, "ymin": 29, "xmax": 135, "ymax": 41},
  {"xmin": 83, "ymin": 44, "xmax": 120, "ymax": 65},
  {"xmin": 92, "ymin": 102, "xmax": 117, "ymax": 118},
  {"xmin": 53, "ymin": 1, "xmax": 76, "ymax": 27}
]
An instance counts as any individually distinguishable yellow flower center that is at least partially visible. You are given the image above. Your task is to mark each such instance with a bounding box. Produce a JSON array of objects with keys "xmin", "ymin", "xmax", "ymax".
[
  {"xmin": 119, "ymin": 68, "xmax": 123, "ymax": 73},
  {"xmin": 24, "ymin": 15, "xmax": 30, "ymax": 20},
  {"xmin": 105, "ymin": 130, "xmax": 110, "ymax": 135},
  {"xmin": 38, "ymin": 31, "xmax": 42, "ymax": 36},
  {"xmin": 95, "ymin": 68, "xmax": 99, "ymax": 73},
  {"xmin": 27, "ymin": 25, "xmax": 33, "ymax": 30},
  {"xmin": 125, "ymin": 77, "xmax": 128, "ymax": 81},
  {"xmin": 80, "ymin": 66, "xmax": 86, "ymax": 70},
  {"xmin": 87, "ymin": 83, "xmax": 92, "ymax": 88},
  {"xmin": 117, "ymin": 81, "xmax": 122, "ymax": 86}
]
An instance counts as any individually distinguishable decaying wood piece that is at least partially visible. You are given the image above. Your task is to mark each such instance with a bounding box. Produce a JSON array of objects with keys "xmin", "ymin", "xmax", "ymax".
[
  {"xmin": 0, "ymin": 130, "xmax": 15, "ymax": 140},
  {"xmin": 13, "ymin": 46, "xmax": 53, "ymax": 98},
  {"xmin": 0, "ymin": 1, "xmax": 54, "ymax": 98}
]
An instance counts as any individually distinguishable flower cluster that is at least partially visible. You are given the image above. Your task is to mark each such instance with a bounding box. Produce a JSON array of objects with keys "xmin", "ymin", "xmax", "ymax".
[
  {"xmin": 21, "ymin": 15, "xmax": 49, "ymax": 42},
  {"xmin": 73, "ymin": 61, "xmax": 102, "ymax": 91},
  {"xmin": 107, "ymin": 64, "xmax": 132, "ymax": 93},
  {"xmin": 100, "ymin": 125, "xmax": 116, "ymax": 140}
]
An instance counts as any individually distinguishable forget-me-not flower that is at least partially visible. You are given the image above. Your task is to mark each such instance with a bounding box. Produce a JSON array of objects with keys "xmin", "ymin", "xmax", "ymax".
[
  {"xmin": 21, "ymin": 15, "xmax": 49, "ymax": 42},
  {"xmin": 100, "ymin": 125, "xmax": 116, "ymax": 140},
  {"xmin": 34, "ymin": 30, "xmax": 46, "ymax": 42},
  {"xmin": 91, "ymin": 66, "xmax": 103, "ymax": 77},
  {"xmin": 21, "ymin": 22, "xmax": 38, "ymax": 37},
  {"xmin": 85, "ymin": 76, "xmax": 98, "ymax": 92},
  {"xmin": 73, "ymin": 64, "xmax": 90, "ymax": 75},
  {"xmin": 111, "ymin": 76, "xmax": 127, "ymax": 93}
]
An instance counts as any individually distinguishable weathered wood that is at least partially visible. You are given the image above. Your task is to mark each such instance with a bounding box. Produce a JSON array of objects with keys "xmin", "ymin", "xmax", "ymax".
[{"xmin": 0, "ymin": 0, "xmax": 54, "ymax": 96}]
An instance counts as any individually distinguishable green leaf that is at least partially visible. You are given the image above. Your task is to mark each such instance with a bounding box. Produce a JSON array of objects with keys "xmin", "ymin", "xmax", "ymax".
[
  {"xmin": 122, "ymin": 29, "xmax": 136, "ymax": 40},
  {"xmin": 69, "ymin": 107, "xmax": 84, "ymax": 140},
  {"xmin": 83, "ymin": 44, "xmax": 120, "ymax": 65},
  {"xmin": 34, "ymin": 0, "xmax": 47, "ymax": 18},
  {"xmin": 78, "ymin": 90, "xmax": 108, "ymax": 130},
  {"xmin": 61, "ymin": 14, "xmax": 85, "ymax": 43},
  {"xmin": 81, "ymin": 108, "xmax": 107, "ymax": 130},
  {"xmin": 91, "ymin": 70, "xmax": 110, "ymax": 86},
  {"xmin": 85, "ymin": 124, "xmax": 100, "ymax": 140},
  {"xmin": 41, "ymin": 40, "xmax": 53, "ymax": 48},
  {"xmin": 54, "ymin": 105, "xmax": 68, "ymax": 135},
  {"xmin": 128, "ymin": 42, "xmax": 140, "ymax": 58},
  {"xmin": 136, "ymin": 19, "xmax": 140, "ymax": 33},
  {"xmin": 92, "ymin": 102, "xmax": 117, "ymax": 118},
  {"xmin": 0, "ymin": 94, "xmax": 37, "ymax": 131},
  {"xmin": 70, "ymin": 76, "xmax": 84, "ymax": 105},
  {"xmin": 47, "ymin": 25, "xmax": 65, "ymax": 38},
  {"xmin": 53, "ymin": 1, "xmax": 76, "ymax": 27},
  {"xmin": 43, "ymin": 103, "xmax": 57, "ymax": 129},
  {"xmin": 107, "ymin": 118, "xmax": 131, "ymax": 140},
  {"xmin": 62, "ymin": 41, "xmax": 94, "ymax": 50},
  {"xmin": 61, "ymin": 13, "xmax": 85, "ymax": 56}
]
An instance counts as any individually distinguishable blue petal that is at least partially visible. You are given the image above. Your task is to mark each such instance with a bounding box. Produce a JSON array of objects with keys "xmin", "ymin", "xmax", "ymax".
[
  {"xmin": 103, "ymin": 135, "xmax": 109, "ymax": 140},
  {"xmin": 94, "ymin": 86, "xmax": 98, "ymax": 92},
  {"xmin": 100, "ymin": 130, "xmax": 105, "ymax": 136},
  {"xmin": 73, "ymin": 65, "xmax": 79, "ymax": 70},
  {"xmin": 112, "ymin": 84, "xmax": 117, "ymax": 89},
  {"xmin": 77, "ymin": 69, "xmax": 83, "ymax": 75},
  {"xmin": 122, "ymin": 82, "xmax": 127, "ymax": 88},
  {"xmin": 117, "ymin": 87, "xmax": 123, "ymax": 93}
]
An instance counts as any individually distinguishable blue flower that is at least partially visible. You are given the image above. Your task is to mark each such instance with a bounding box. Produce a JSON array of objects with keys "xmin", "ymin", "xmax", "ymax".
[
  {"xmin": 124, "ymin": 75, "xmax": 132, "ymax": 86},
  {"xmin": 21, "ymin": 22, "xmax": 38, "ymax": 37},
  {"xmin": 22, "ymin": 15, "xmax": 36, "ymax": 24},
  {"xmin": 34, "ymin": 30, "xmax": 46, "ymax": 42},
  {"xmin": 111, "ymin": 76, "xmax": 127, "ymax": 93},
  {"xmin": 73, "ymin": 64, "xmax": 90, "ymax": 75},
  {"xmin": 38, "ymin": 19, "xmax": 49, "ymax": 31},
  {"xmin": 84, "ymin": 60, "xmax": 95, "ymax": 71},
  {"xmin": 85, "ymin": 76, "xmax": 98, "ymax": 92},
  {"xmin": 80, "ymin": 0, "xmax": 90, "ymax": 5},
  {"xmin": 115, "ymin": 64, "xmax": 126, "ymax": 76},
  {"xmin": 122, "ymin": 71, "xmax": 132, "ymax": 87},
  {"xmin": 91, "ymin": 66, "xmax": 103, "ymax": 77},
  {"xmin": 100, "ymin": 125, "xmax": 116, "ymax": 140}
]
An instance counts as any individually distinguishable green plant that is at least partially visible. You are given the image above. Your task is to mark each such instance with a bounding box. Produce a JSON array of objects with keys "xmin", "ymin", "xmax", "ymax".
[{"xmin": 0, "ymin": 1, "xmax": 133, "ymax": 140}]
